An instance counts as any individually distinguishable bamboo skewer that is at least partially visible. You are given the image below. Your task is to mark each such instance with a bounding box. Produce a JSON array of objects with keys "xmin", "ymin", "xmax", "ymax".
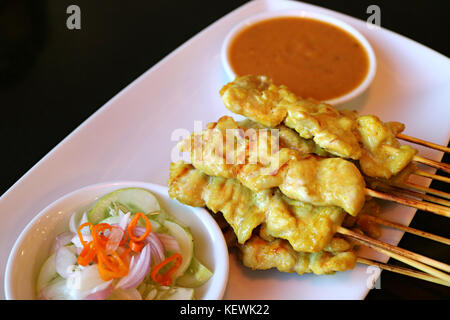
[
  {"xmin": 397, "ymin": 133, "xmax": 450, "ymax": 153},
  {"xmin": 387, "ymin": 188, "xmax": 450, "ymax": 207},
  {"xmin": 414, "ymin": 170, "xmax": 450, "ymax": 184},
  {"xmin": 361, "ymin": 214, "xmax": 450, "ymax": 246},
  {"xmin": 365, "ymin": 188, "xmax": 450, "ymax": 217},
  {"xmin": 337, "ymin": 226, "xmax": 450, "ymax": 282},
  {"xmin": 399, "ymin": 182, "xmax": 450, "ymax": 200},
  {"xmin": 338, "ymin": 226, "xmax": 450, "ymax": 274},
  {"xmin": 367, "ymin": 180, "xmax": 450, "ymax": 207},
  {"xmin": 365, "ymin": 245, "xmax": 450, "ymax": 283},
  {"xmin": 391, "ymin": 189, "xmax": 450, "ymax": 208},
  {"xmin": 413, "ymin": 155, "xmax": 450, "ymax": 174},
  {"xmin": 387, "ymin": 185, "xmax": 450, "ymax": 207},
  {"xmin": 357, "ymin": 257, "xmax": 450, "ymax": 287}
]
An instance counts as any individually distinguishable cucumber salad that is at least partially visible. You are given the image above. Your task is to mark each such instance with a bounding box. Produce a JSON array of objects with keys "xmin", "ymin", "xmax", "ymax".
[{"xmin": 37, "ymin": 188, "xmax": 213, "ymax": 300}]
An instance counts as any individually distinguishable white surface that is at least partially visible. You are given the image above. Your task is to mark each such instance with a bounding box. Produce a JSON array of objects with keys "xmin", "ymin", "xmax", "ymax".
[
  {"xmin": 220, "ymin": 9, "xmax": 377, "ymax": 106},
  {"xmin": 1, "ymin": 0, "xmax": 449, "ymax": 299},
  {"xmin": 5, "ymin": 182, "xmax": 229, "ymax": 300}
]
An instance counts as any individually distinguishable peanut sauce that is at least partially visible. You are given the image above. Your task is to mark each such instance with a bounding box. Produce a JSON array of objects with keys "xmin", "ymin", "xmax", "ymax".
[{"xmin": 228, "ymin": 17, "xmax": 370, "ymax": 101}]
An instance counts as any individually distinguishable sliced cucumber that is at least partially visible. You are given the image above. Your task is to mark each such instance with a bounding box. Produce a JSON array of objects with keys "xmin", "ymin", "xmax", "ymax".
[
  {"xmin": 175, "ymin": 257, "xmax": 213, "ymax": 288},
  {"xmin": 88, "ymin": 188, "xmax": 160, "ymax": 224},
  {"xmin": 146, "ymin": 218, "xmax": 161, "ymax": 232},
  {"xmin": 163, "ymin": 220, "xmax": 193, "ymax": 278},
  {"xmin": 144, "ymin": 287, "xmax": 158, "ymax": 300},
  {"xmin": 155, "ymin": 286, "xmax": 195, "ymax": 300},
  {"xmin": 40, "ymin": 279, "xmax": 75, "ymax": 300},
  {"xmin": 98, "ymin": 215, "xmax": 121, "ymax": 225},
  {"xmin": 99, "ymin": 215, "xmax": 161, "ymax": 232},
  {"xmin": 107, "ymin": 288, "xmax": 142, "ymax": 300}
]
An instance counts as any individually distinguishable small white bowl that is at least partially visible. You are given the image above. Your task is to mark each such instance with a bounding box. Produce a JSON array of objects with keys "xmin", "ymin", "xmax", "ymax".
[
  {"xmin": 4, "ymin": 181, "xmax": 229, "ymax": 300},
  {"xmin": 221, "ymin": 10, "xmax": 377, "ymax": 106}
]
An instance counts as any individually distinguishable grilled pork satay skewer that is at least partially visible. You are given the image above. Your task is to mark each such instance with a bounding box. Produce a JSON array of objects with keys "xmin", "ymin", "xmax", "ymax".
[
  {"xmin": 169, "ymin": 162, "xmax": 450, "ymax": 285},
  {"xmin": 241, "ymin": 118, "xmax": 450, "ymax": 208},
  {"xmin": 170, "ymin": 161, "xmax": 450, "ymax": 248},
  {"xmin": 240, "ymin": 116, "xmax": 450, "ymax": 185},
  {"xmin": 221, "ymin": 78, "xmax": 450, "ymax": 213},
  {"xmin": 239, "ymin": 117, "xmax": 450, "ymax": 207},
  {"xmin": 178, "ymin": 116, "xmax": 367, "ymax": 216},
  {"xmin": 220, "ymin": 75, "xmax": 449, "ymax": 179},
  {"xmin": 178, "ymin": 116, "xmax": 450, "ymax": 217},
  {"xmin": 238, "ymin": 232, "xmax": 358, "ymax": 276},
  {"xmin": 225, "ymin": 215, "xmax": 449, "ymax": 286},
  {"xmin": 221, "ymin": 210, "xmax": 449, "ymax": 286},
  {"xmin": 168, "ymin": 161, "xmax": 347, "ymax": 253}
]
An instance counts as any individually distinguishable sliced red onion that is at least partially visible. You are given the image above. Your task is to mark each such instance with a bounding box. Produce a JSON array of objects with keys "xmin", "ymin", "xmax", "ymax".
[
  {"xmin": 128, "ymin": 226, "xmax": 166, "ymax": 265},
  {"xmin": 83, "ymin": 280, "xmax": 113, "ymax": 300},
  {"xmin": 52, "ymin": 231, "xmax": 76, "ymax": 252},
  {"xmin": 156, "ymin": 233, "xmax": 180, "ymax": 253},
  {"xmin": 55, "ymin": 246, "xmax": 77, "ymax": 279},
  {"xmin": 116, "ymin": 243, "xmax": 151, "ymax": 289},
  {"xmin": 149, "ymin": 246, "xmax": 162, "ymax": 265},
  {"xmin": 147, "ymin": 233, "xmax": 165, "ymax": 265},
  {"xmin": 129, "ymin": 226, "xmax": 146, "ymax": 238}
]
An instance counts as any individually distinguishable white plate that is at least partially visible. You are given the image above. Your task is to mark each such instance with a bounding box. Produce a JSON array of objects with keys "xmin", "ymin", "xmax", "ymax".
[{"xmin": 1, "ymin": 0, "xmax": 449, "ymax": 300}]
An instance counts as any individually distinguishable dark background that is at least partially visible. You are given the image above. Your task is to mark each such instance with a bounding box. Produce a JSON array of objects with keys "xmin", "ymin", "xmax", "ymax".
[{"xmin": 0, "ymin": 0, "xmax": 449, "ymax": 299}]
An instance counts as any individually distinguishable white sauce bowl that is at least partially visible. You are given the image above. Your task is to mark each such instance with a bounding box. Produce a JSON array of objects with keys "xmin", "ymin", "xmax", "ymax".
[
  {"xmin": 221, "ymin": 9, "xmax": 377, "ymax": 106},
  {"xmin": 5, "ymin": 181, "xmax": 229, "ymax": 300}
]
